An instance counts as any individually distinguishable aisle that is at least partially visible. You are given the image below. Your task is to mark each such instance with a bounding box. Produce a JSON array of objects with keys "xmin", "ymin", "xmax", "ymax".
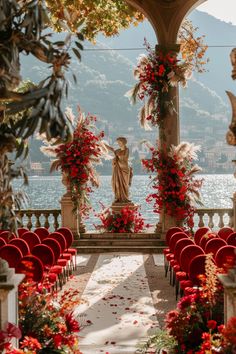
[{"xmin": 75, "ymin": 253, "xmax": 159, "ymax": 354}]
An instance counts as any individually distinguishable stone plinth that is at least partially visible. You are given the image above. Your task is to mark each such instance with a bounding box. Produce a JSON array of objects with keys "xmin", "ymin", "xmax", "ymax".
[
  {"xmin": 111, "ymin": 202, "xmax": 138, "ymax": 215},
  {"xmin": 0, "ymin": 262, "xmax": 24, "ymax": 348},
  {"xmin": 61, "ymin": 194, "xmax": 80, "ymax": 238},
  {"xmin": 218, "ymin": 268, "xmax": 236, "ymax": 324}
]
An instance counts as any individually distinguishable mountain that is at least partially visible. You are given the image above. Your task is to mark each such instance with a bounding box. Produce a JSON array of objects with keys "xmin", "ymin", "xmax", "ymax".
[{"xmin": 20, "ymin": 9, "xmax": 236, "ymax": 173}]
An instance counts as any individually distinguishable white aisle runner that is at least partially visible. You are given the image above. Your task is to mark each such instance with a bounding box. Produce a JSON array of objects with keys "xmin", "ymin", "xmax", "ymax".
[{"xmin": 75, "ymin": 253, "xmax": 159, "ymax": 354}]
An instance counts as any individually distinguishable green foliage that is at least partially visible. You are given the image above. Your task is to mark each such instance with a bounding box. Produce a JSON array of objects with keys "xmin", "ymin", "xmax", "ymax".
[{"xmin": 46, "ymin": 0, "xmax": 144, "ymax": 40}]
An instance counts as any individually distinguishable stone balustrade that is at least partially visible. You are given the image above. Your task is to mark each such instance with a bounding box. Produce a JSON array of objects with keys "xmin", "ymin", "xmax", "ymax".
[
  {"xmin": 194, "ymin": 208, "xmax": 234, "ymax": 230},
  {"xmin": 16, "ymin": 207, "xmax": 234, "ymax": 231},
  {"xmin": 17, "ymin": 209, "xmax": 61, "ymax": 230}
]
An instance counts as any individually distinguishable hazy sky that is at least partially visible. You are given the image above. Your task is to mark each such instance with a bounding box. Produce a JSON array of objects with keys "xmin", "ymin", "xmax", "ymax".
[{"xmin": 197, "ymin": 0, "xmax": 236, "ymax": 25}]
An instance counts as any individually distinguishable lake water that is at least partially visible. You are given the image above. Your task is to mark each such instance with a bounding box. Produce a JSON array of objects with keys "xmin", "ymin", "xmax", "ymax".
[{"xmin": 13, "ymin": 174, "xmax": 236, "ymax": 228}]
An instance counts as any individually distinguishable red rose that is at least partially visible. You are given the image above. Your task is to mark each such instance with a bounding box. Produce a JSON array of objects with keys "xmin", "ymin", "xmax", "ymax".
[{"xmin": 207, "ymin": 320, "xmax": 217, "ymax": 330}]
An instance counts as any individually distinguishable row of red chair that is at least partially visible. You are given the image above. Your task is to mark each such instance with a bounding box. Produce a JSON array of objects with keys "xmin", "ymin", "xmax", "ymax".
[
  {"xmin": 163, "ymin": 226, "xmax": 236, "ymax": 299},
  {"xmin": 0, "ymin": 227, "xmax": 77, "ymax": 290}
]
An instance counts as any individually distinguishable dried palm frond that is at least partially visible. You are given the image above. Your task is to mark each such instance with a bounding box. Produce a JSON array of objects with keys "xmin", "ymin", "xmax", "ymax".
[
  {"xmin": 139, "ymin": 105, "xmax": 152, "ymax": 131},
  {"xmin": 125, "ymin": 82, "xmax": 142, "ymax": 105}
]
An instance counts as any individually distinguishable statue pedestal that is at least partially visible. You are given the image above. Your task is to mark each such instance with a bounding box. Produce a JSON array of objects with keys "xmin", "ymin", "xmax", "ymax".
[
  {"xmin": 0, "ymin": 260, "xmax": 24, "ymax": 348},
  {"xmin": 111, "ymin": 202, "xmax": 138, "ymax": 215}
]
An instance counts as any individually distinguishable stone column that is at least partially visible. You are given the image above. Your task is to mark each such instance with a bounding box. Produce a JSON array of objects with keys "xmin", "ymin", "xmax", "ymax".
[
  {"xmin": 156, "ymin": 44, "xmax": 181, "ymax": 238},
  {"xmin": 60, "ymin": 173, "xmax": 85, "ymax": 239},
  {"xmin": 218, "ymin": 268, "xmax": 236, "ymax": 324},
  {"xmin": 233, "ymin": 191, "xmax": 236, "ymax": 231},
  {"xmin": 0, "ymin": 260, "xmax": 24, "ymax": 348}
]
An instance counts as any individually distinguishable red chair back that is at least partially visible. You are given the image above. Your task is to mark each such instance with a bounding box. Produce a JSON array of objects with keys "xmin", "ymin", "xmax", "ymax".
[
  {"xmin": 42, "ymin": 238, "xmax": 61, "ymax": 262},
  {"xmin": 17, "ymin": 228, "xmax": 29, "ymax": 237},
  {"xmin": 0, "ymin": 237, "xmax": 7, "ymax": 248},
  {"xmin": 32, "ymin": 244, "xmax": 55, "ymax": 268},
  {"xmin": 0, "ymin": 231, "xmax": 15, "ymax": 242},
  {"xmin": 165, "ymin": 227, "xmax": 183, "ymax": 246},
  {"xmin": 188, "ymin": 254, "xmax": 208, "ymax": 285},
  {"xmin": 205, "ymin": 238, "xmax": 227, "ymax": 255},
  {"xmin": 180, "ymin": 244, "xmax": 204, "ymax": 273},
  {"xmin": 218, "ymin": 227, "xmax": 234, "ymax": 241},
  {"xmin": 215, "ymin": 245, "xmax": 236, "ymax": 268},
  {"xmin": 34, "ymin": 227, "xmax": 50, "ymax": 241},
  {"xmin": 20, "ymin": 231, "xmax": 41, "ymax": 251},
  {"xmin": 226, "ymin": 232, "xmax": 236, "ymax": 246},
  {"xmin": 169, "ymin": 232, "xmax": 188, "ymax": 253},
  {"xmin": 57, "ymin": 227, "xmax": 74, "ymax": 248},
  {"xmin": 16, "ymin": 255, "xmax": 44, "ymax": 282},
  {"xmin": 49, "ymin": 232, "xmax": 66, "ymax": 252},
  {"xmin": 9, "ymin": 238, "xmax": 30, "ymax": 256},
  {"xmin": 199, "ymin": 233, "xmax": 217, "ymax": 250},
  {"xmin": 194, "ymin": 227, "xmax": 210, "ymax": 245},
  {"xmin": 174, "ymin": 238, "xmax": 194, "ymax": 264},
  {"xmin": 0, "ymin": 245, "xmax": 23, "ymax": 268}
]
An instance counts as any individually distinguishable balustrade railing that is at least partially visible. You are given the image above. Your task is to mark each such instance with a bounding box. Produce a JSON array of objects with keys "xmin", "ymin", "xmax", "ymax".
[
  {"xmin": 194, "ymin": 208, "xmax": 234, "ymax": 230},
  {"xmin": 16, "ymin": 207, "xmax": 234, "ymax": 232},
  {"xmin": 17, "ymin": 209, "xmax": 61, "ymax": 231}
]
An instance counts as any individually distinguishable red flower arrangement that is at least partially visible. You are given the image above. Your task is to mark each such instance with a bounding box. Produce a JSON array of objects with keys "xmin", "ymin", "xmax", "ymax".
[
  {"xmin": 142, "ymin": 141, "xmax": 203, "ymax": 228},
  {"xmin": 2, "ymin": 277, "xmax": 82, "ymax": 354},
  {"xmin": 42, "ymin": 107, "xmax": 105, "ymax": 216},
  {"xmin": 127, "ymin": 40, "xmax": 192, "ymax": 130},
  {"xmin": 96, "ymin": 205, "xmax": 147, "ymax": 233}
]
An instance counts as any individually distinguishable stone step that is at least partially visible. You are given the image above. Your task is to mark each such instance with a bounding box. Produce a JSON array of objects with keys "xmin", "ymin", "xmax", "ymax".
[
  {"xmin": 79, "ymin": 232, "xmax": 163, "ymax": 240},
  {"xmin": 75, "ymin": 245, "xmax": 164, "ymax": 253},
  {"xmin": 73, "ymin": 239, "xmax": 163, "ymax": 247}
]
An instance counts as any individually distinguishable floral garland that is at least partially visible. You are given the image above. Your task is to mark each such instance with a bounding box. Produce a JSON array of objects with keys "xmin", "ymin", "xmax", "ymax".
[
  {"xmin": 42, "ymin": 108, "xmax": 105, "ymax": 216},
  {"xmin": 127, "ymin": 40, "xmax": 192, "ymax": 130},
  {"xmin": 142, "ymin": 142, "xmax": 203, "ymax": 228},
  {"xmin": 96, "ymin": 205, "xmax": 147, "ymax": 233}
]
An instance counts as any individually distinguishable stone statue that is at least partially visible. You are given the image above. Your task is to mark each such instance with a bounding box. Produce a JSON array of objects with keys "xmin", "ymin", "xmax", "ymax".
[
  {"xmin": 106, "ymin": 137, "xmax": 133, "ymax": 203},
  {"xmin": 226, "ymin": 91, "xmax": 236, "ymax": 145},
  {"xmin": 230, "ymin": 48, "xmax": 236, "ymax": 80}
]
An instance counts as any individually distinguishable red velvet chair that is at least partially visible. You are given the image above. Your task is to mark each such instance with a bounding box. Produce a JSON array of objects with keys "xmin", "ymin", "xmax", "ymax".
[
  {"xmin": 20, "ymin": 231, "xmax": 41, "ymax": 251},
  {"xmin": 163, "ymin": 227, "xmax": 183, "ymax": 277},
  {"xmin": 34, "ymin": 227, "xmax": 50, "ymax": 241},
  {"xmin": 194, "ymin": 227, "xmax": 210, "ymax": 245},
  {"xmin": 49, "ymin": 232, "xmax": 73, "ymax": 273},
  {"xmin": 226, "ymin": 232, "xmax": 236, "ymax": 246},
  {"xmin": 183, "ymin": 254, "xmax": 209, "ymax": 295},
  {"xmin": 0, "ymin": 237, "xmax": 7, "ymax": 248},
  {"xmin": 175, "ymin": 244, "xmax": 204, "ymax": 299},
  {"xmin": 42, "ymin": 238, "xmax": 66, "ymax": 287},
  {"xmin": 0, "ymin": 231, "xmax": 16, "ymax": 242},
  {"xmin": 49, "ymin": 232, "xmax": 72, "ymax": 278},
  {"xmin": 17, "ymin": 227, "xmax": 29, "ymax": 237},
  {"xmin": 172, "ymin": 238, "xmax": 194, "ymax": 274},
  {"xmin": 9, "ymin": 238, "xmax": 30, "ymax": 256},
  {"xmin": 32, "ymin": 244, "xmax": 58, "ymax": 290},
  {"xmin": 199, "ymin": 233, "xmax": 216, "ymax": 251},
  {"xmin": 218, "ymin": 227, "xmax": 234, "ymax": 241},
  {"xmin": 16, "ymin": 255, "xmax": 44, "ymax": 283},
  {"xmin": 168, "ymin": 232, "xmax": 189, "ymax": 284},
  {"xmin": 57, "ymin": 227, "xmax": 77, "ymax": 270},
  {"xmin": 0, "ymin": 245, "xmax": 23, "ymax": 268},
  {"xmin": 215, "ymin": 245, "xmax": 236, "ymax": 269},
  {"xmin": 205, "ymin": 238, "xmax": 227, "ymax": 255}
]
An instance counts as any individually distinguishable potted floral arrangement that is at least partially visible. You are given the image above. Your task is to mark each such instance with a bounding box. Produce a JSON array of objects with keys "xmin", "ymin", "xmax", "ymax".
[{"xmin": 96, "ymin": 205, "xmax": 147, "ymax": 233}]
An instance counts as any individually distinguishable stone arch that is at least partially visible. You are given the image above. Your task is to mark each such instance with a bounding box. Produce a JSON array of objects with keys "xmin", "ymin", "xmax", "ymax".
[{"xmin": 125, "ymin": 0, "xmax": 207, "ymax": 44}]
